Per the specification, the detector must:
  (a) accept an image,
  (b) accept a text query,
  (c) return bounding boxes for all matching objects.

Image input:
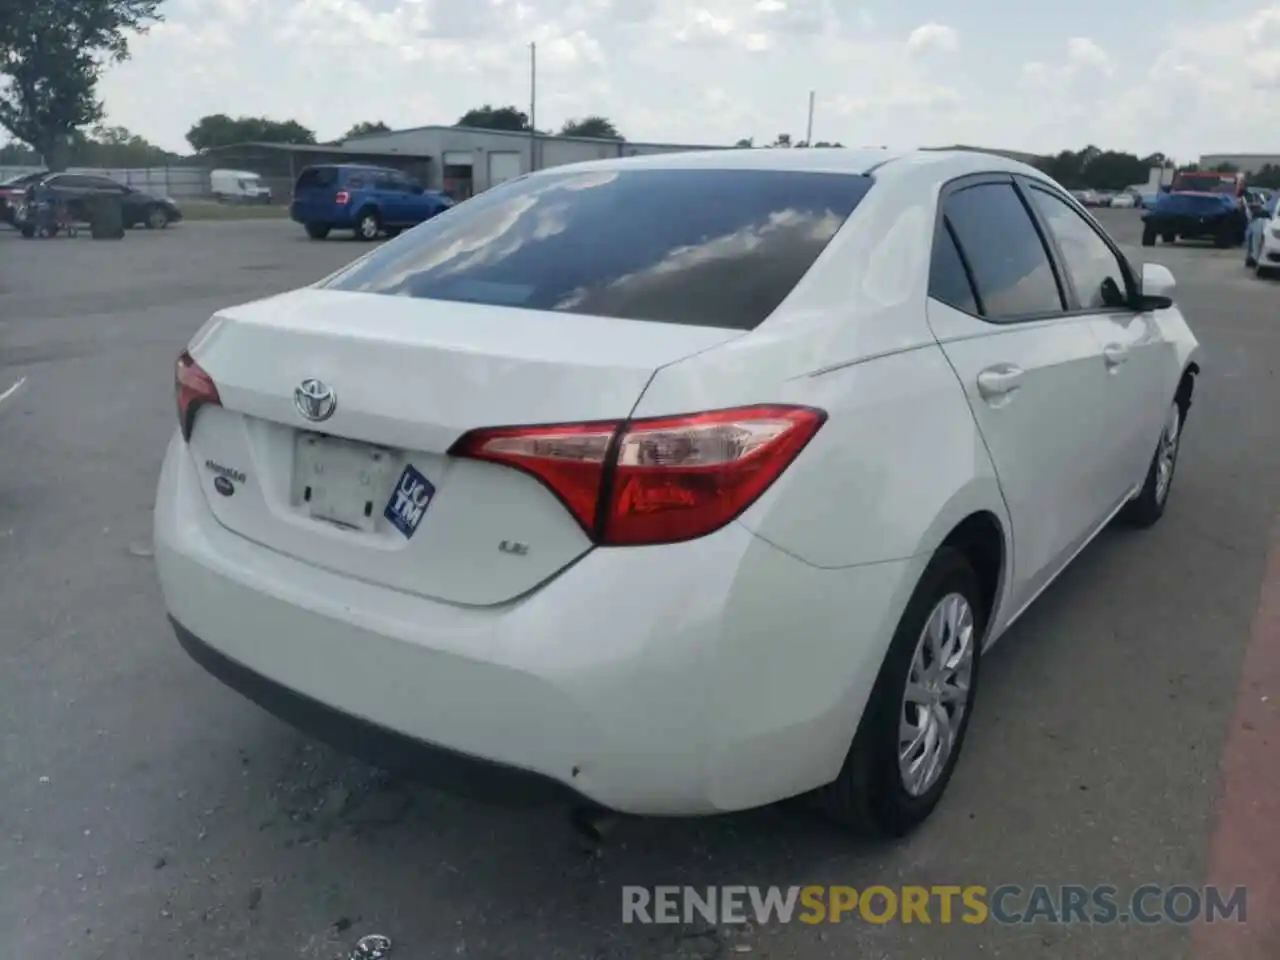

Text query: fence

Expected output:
[0,165,209,199]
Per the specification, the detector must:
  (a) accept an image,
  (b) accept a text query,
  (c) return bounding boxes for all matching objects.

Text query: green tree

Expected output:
[185,114,316,152]
[72,124,178,165]
[343,120,391,140]
[733,137,754,148]
[0,139,39,164]
[558,115,623,140]
[0,0,163,169]
[771,133,792,148]
[456,104,531,132]
[1252,163,1280,189]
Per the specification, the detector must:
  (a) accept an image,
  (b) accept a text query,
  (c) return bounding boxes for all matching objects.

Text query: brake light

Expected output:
[334,190,350,205]
[450,405,826,546]
[175,349,221,441]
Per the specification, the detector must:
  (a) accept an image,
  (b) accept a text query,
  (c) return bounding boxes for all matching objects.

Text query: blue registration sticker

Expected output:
[384,464,436,539]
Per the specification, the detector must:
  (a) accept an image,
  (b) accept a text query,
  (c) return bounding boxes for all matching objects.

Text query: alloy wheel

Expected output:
[898,592,976,797]
[1154,402,1181,505]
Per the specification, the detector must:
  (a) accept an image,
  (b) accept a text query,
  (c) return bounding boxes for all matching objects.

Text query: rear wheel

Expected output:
[304,223,330,240]
[812,548,983,837]
[146,205,169,229]
[1142,225,1156,246]
[355,208,380,241]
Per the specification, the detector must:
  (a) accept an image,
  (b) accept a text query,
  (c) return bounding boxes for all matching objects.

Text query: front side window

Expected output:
[322,168,874,330]
[1027,187,1130,309]
[943,182,1064,321]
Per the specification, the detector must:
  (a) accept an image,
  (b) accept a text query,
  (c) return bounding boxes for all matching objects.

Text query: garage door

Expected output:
[488,152,522,187]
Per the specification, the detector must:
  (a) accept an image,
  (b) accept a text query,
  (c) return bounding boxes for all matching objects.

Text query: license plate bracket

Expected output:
[292,433,395,532]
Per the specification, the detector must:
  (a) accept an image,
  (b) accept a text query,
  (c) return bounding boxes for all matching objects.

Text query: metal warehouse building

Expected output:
[337,125,728,198]
[1198,154,1280,174]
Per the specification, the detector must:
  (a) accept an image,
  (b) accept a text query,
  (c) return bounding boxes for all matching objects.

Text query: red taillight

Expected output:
[449,405,826,546]
[334,190,350,205]
[175,349,221,441]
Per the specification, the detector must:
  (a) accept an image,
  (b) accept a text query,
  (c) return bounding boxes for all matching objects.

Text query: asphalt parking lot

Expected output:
[2,210,1278,960]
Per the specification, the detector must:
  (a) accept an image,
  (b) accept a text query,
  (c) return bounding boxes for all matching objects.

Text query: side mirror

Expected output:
[1138,262,1176,310]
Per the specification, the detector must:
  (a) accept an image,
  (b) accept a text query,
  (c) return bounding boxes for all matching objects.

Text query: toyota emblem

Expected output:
[294,378,337,422]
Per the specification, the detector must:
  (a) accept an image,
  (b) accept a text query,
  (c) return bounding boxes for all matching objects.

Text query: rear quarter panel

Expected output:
[630,163,1010,572]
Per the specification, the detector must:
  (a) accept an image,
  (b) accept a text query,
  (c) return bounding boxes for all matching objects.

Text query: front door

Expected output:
[926,176,1115,616]
[1020,180,1170,504]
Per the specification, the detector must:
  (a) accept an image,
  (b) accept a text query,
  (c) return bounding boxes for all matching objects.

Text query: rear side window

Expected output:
[943,182,1064,321]
[322,168,873,329]
[296,166,338,189]
[928,221,979,314]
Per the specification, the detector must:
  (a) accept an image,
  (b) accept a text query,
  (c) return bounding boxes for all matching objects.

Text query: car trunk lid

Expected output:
[183,288,741,606]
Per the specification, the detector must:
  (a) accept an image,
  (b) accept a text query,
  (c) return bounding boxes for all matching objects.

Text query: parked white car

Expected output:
[1110,191,1136,208]
[155,148,1201,838]
[1245,196,1280,278]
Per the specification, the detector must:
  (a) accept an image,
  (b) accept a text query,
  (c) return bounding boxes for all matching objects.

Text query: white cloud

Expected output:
[1066,37,1110,70]
[71,0,1280,162]
[906,23,959,55]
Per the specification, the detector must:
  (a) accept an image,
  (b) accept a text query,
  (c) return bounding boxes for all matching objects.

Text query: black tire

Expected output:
[1258,266,1277,280]
[354,208,381,241]
[1118,398,1183,529]
[1162,232,1176,244]
[812,548,985,838]
[304,223,330,240]
[145,205,169,229]
[1141,225,1156,247]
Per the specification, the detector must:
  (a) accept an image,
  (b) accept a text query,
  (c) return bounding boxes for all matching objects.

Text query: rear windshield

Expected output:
[296,166,338,189]
[321,168,874,329]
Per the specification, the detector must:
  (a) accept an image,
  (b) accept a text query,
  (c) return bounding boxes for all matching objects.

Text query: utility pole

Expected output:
[529,42,538,173]
[805,91,815,146]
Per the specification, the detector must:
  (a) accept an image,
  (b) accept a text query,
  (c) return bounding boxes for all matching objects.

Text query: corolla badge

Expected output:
[294,378,337,422]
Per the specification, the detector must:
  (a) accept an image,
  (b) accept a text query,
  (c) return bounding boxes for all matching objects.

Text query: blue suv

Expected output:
[290,164,454,241]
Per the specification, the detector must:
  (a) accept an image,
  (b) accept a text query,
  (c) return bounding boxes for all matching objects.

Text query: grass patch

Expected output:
[179,200,289,221]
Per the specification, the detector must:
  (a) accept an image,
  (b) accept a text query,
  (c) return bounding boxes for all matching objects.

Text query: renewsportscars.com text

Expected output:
[621,885,1248,926]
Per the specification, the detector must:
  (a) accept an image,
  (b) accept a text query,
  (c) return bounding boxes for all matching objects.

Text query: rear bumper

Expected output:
[171,616,589,806]
[290,203,353,227]
[1145,213,1238,236]
[154,432,915,815]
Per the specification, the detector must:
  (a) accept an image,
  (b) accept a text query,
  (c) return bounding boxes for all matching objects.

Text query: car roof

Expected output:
[521,147,1053,190]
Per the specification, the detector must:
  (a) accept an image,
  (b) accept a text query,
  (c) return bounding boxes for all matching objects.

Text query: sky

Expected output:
[91,0,1280,162]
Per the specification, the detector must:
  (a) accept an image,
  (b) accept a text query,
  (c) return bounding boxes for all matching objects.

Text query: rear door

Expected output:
[926,175,1115,613]
[292,165,341,221]
[184,165,871,607]
[1021,180,1171,500]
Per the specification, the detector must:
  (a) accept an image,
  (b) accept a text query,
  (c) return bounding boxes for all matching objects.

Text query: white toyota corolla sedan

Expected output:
[155,148,1201,838]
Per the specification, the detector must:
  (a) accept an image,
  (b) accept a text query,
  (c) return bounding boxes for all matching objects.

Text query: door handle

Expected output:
[1103,343,1129,368]
[976,364,1025,401]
